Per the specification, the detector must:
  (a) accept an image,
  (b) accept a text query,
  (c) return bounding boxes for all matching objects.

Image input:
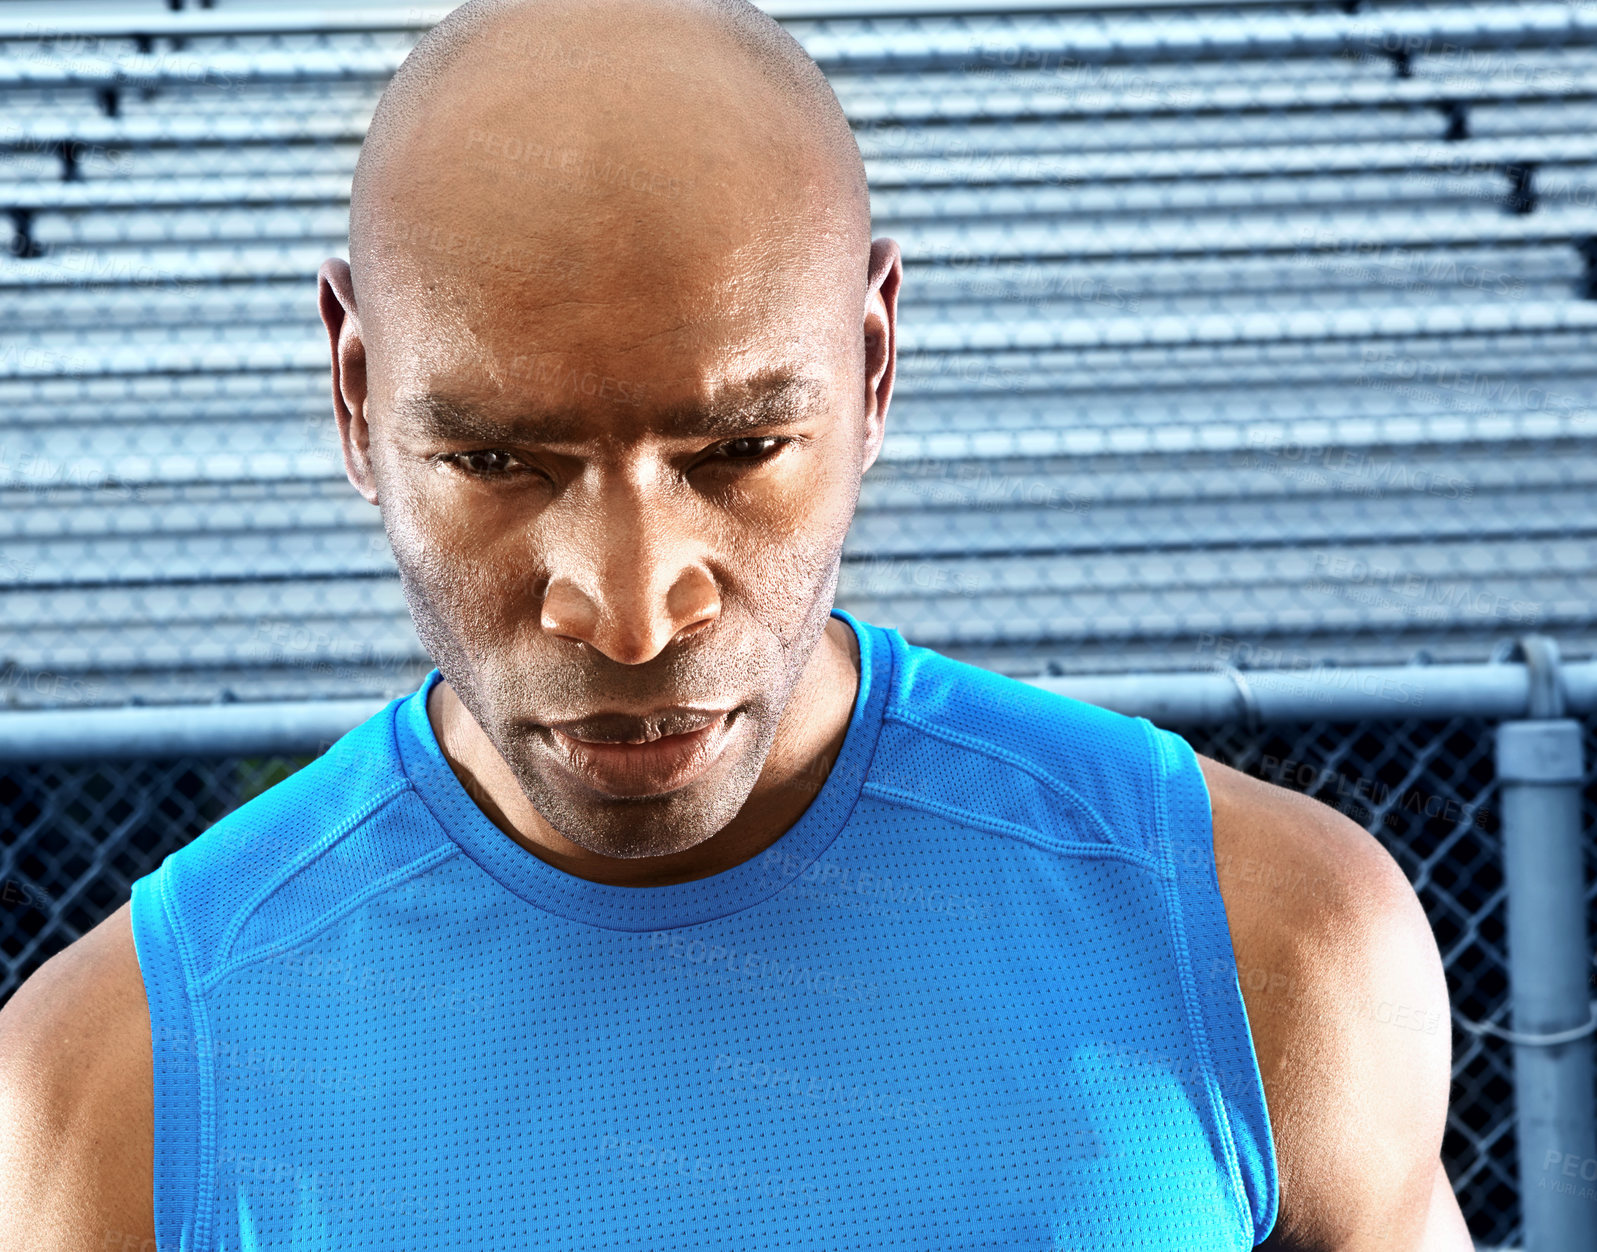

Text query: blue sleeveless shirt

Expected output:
[130,610,1277,1250]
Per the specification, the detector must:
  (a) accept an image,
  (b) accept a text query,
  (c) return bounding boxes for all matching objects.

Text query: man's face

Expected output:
[348,191,883,859]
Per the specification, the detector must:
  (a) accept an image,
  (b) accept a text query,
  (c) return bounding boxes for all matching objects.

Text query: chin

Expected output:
[500,723,769,860]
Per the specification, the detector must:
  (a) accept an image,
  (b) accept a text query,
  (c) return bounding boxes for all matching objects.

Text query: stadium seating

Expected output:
[2,0,1595,707]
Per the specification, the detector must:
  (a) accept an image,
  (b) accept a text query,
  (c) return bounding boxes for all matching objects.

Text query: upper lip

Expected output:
[545,707,731,745]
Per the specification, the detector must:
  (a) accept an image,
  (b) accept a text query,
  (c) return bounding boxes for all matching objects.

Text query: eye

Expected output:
[442,450,522,477]
[711,436,789,463]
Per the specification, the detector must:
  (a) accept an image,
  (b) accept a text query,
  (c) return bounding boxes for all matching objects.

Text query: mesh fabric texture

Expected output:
[130,609,1277,1250]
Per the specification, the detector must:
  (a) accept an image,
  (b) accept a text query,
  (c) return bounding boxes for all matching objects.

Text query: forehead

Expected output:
[356,63,864,393]
[363,202,862,421]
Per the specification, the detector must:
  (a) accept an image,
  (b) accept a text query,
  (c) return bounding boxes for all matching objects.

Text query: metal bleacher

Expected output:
[2,0,1596,711]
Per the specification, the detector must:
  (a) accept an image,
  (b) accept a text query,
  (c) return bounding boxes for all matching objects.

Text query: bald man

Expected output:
[0,2,1473,1249]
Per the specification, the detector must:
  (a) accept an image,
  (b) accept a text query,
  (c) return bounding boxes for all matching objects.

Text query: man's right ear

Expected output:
[317,258,379,505]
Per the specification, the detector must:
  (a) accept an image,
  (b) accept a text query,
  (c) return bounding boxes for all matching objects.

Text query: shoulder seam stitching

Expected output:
[882,706,1123,847]
[861,779,1165,878]
[212,777,414,971]
[199,840,461,993]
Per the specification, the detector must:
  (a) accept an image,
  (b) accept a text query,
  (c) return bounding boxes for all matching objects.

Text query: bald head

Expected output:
[349,0,871,333]
[319,0,900,867]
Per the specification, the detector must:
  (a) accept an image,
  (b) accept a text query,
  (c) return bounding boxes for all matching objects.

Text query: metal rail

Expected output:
[3,656,1596,762]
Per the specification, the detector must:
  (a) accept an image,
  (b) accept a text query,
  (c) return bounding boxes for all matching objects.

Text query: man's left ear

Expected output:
[862,236,902,474]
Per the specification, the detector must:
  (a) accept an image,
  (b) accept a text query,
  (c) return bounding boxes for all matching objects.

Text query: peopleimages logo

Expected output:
[647,929,881,1003]
[1357,345,1580,416]
[1195,634,1428,710]
[464,128,685,199]
[712,1051,947,1129]
[500,354,648,406]
[1541,1150,1597,1204]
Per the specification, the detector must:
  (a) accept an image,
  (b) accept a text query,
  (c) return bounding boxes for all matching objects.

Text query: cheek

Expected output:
[720,513,847,635]
[379,451,525,562]
[713,462,860,614]
[383,481,544,633]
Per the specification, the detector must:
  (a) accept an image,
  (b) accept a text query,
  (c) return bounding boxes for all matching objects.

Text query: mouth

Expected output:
[545,709,738,799]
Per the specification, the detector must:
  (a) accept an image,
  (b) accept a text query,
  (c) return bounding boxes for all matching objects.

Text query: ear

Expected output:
[317,258,379,505]
[861,237,902,475]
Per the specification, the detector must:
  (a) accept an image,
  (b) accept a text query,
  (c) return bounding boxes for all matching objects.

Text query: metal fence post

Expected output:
[1495,637,1597,1252]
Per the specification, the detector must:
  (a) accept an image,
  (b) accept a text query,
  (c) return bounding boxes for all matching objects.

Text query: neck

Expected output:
[426,616,862,888]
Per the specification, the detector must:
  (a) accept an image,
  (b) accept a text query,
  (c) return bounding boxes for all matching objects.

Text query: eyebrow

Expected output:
[394,373,828,446]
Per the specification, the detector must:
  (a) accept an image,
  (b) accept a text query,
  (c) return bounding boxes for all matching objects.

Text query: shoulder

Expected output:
[152,695,420,977]
[0,902,155,1249]
[877,638,1164,855]
[172,692,412,879]
[1198,756,1466,1249]
[889,635,1148,761]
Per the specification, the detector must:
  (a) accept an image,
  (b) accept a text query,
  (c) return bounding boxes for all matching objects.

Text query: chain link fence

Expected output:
[4,686,1594,1248]
[1183,711,1597,1249]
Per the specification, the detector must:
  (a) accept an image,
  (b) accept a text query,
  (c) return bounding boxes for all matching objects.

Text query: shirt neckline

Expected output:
[394,608,893,931]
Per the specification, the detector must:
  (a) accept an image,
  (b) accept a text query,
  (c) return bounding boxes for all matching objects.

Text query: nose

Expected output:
[538,475,720,665]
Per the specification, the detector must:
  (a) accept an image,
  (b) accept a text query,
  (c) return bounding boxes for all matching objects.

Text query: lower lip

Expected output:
[549,715,734,798]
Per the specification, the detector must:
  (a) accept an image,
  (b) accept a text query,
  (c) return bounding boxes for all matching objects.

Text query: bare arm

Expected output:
[1202,758,1473,1252]
[0,901,156,1251]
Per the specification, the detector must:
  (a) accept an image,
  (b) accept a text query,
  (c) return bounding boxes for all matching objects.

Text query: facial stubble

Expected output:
[387,503,848,860]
